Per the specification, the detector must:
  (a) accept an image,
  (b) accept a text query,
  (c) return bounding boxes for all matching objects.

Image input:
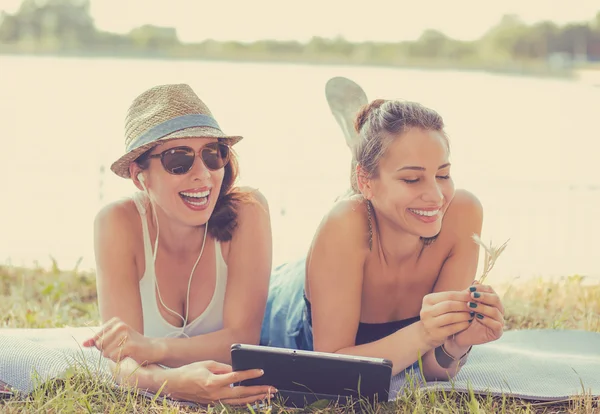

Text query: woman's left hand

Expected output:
[451,282,505,348]
[82,317,163,365]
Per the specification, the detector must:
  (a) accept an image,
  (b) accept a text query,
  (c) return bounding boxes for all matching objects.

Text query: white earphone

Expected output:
[136,170,207,338]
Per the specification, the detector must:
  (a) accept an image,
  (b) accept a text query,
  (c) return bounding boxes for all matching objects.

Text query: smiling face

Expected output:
[361,128,455,238]
[132,137,227,227]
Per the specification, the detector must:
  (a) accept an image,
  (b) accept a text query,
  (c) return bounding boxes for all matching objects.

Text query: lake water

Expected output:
[1,55,599,283]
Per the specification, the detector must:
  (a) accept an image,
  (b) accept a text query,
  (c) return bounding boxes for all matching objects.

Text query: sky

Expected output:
[0,0,599,43]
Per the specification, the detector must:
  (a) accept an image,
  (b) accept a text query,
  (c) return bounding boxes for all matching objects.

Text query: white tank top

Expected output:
[132,192,228,338]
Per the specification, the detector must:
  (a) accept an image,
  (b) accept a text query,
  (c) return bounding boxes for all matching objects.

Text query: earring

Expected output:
[365,198,373,251]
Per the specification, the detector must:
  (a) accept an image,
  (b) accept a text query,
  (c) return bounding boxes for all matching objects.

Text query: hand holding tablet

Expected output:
[231,344,393,408]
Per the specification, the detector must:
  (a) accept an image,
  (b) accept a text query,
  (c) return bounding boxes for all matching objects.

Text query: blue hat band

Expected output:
[127,114,221,152]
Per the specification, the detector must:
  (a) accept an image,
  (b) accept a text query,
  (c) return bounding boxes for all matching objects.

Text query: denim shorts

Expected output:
[260,257,313,351]
[259,257,422,373]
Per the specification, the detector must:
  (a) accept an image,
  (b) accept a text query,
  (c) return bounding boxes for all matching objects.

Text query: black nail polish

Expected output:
[476,313,484,319]
[469,302,478,308]
[469,286,477,292]
[473,292,481,298]
[470,311,475,317]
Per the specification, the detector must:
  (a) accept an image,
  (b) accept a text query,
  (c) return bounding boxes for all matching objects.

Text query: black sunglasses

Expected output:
[148,142,231,175]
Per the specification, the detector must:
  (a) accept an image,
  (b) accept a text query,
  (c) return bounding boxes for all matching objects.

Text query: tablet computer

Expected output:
[230,344,393,408]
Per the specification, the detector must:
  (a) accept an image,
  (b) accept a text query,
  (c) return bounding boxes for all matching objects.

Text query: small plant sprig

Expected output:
[472,234,510,284]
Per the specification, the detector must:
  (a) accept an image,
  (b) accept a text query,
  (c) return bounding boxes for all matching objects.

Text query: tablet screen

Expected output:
[231,344,392,404]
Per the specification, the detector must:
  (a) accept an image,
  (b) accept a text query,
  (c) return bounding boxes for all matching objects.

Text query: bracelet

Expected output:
[434,343,472,369]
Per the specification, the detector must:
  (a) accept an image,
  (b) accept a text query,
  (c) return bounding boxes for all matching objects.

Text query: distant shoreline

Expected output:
[0,49,580,80]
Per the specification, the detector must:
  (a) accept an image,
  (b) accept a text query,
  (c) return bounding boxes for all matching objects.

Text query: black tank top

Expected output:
[303,294,420,346]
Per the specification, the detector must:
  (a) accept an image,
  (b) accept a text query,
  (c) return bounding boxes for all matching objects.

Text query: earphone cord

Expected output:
[141,182,208,339]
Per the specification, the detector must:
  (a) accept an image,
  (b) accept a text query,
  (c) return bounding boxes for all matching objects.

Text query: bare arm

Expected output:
[93,201,145,333]
[420,190,484,380]
[109,359,273,405]
[306,201,437,376]
[156,190,273,366]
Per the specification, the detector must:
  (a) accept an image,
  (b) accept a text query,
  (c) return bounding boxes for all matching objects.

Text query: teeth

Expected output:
[186,198,208,206]
[180,190,210,198]
[409,209,439,217]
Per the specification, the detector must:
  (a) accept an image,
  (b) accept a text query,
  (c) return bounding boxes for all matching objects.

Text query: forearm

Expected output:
[110,358,197,403]
[421,338,471,381]
[155,327,257,368]
[326,322,434,377]
[108,358,169,395]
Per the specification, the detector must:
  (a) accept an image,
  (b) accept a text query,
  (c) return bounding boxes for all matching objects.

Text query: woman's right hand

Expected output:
[419,290,473,349]
[165,360,277,406]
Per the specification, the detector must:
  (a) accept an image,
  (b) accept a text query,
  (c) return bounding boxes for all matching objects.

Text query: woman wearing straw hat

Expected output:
[82,84,275,404]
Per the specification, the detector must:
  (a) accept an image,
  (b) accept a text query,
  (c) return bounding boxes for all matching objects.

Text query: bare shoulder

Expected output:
[328,195,368,225]
[94,197,140,241]
[225,187,272,270]
[227,186,272,250]
[235,186,270,219]
[312,196,370,251]
[446,189,483,221]
[93,196,143,283]
[305,196,369,301]
[441,189,484,238]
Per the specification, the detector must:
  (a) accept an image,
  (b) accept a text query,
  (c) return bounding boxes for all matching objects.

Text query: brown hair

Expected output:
[351,99,448,247]
[136,142,250,242]
[351,99,448,193]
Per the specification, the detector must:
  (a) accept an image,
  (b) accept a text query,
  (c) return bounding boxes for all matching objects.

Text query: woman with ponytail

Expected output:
[261,98,505,380]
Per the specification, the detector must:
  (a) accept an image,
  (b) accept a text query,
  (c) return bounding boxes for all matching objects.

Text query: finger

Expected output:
[86,318,120,347]
[466,301,504,322]
[107,346,129,363]
[93,328,117,351]
[102,338,128,361]
[470,291,503,310]
[424,299,472,318]
[220,392,273,406]
[423,291,471,306]
[82,327,108,347]
[473,313,504,336]
[438,320,473,338]
[209,369,265,388]
[215,384,275,402]
[94,324,125,353]
[205,360,233,374]
[82,337,95,347]
[431,311,473,328]
[468,284,497,294]
[469,285,504,313]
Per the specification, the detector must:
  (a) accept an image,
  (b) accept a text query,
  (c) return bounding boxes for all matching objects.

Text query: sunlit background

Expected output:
[1,0,600,284]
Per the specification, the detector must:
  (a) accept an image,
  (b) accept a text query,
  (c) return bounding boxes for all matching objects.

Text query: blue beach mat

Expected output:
[390,329,600,401]
[0,327,599,404]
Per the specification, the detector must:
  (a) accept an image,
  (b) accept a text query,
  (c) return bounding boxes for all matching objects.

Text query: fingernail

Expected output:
[469,286,477,292]
[470,311,475,317]
[259,369,264,375]
[477,313,484,319]
[473,292,481,298]
[469,302,478,308]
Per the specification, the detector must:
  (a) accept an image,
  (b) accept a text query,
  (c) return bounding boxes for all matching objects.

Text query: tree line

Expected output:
[1,0,599,73]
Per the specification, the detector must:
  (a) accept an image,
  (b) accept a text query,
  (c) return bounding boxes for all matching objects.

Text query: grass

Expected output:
[0,262,599,413]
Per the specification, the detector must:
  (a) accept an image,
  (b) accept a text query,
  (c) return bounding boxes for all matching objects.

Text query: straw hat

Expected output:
[110,83,243,178]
